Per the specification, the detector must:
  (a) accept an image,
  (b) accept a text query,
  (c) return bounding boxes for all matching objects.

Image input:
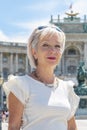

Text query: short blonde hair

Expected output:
[27,24,65,69]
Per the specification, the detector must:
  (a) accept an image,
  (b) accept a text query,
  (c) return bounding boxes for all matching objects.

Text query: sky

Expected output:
[0,0,87,43]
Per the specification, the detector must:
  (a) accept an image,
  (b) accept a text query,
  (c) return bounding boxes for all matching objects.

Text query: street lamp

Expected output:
[0,76,4,130]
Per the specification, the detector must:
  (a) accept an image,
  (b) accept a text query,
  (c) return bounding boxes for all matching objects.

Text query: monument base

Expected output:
[76,108,87,119]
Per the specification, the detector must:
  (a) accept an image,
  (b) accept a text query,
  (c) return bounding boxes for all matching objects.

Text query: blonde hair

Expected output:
[27,24,65,69]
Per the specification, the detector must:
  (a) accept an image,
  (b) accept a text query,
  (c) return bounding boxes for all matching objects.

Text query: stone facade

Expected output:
[0,41,30,79]
[50,13,87,78]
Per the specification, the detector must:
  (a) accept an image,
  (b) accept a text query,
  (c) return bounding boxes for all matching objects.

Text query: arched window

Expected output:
[68,49,76,55]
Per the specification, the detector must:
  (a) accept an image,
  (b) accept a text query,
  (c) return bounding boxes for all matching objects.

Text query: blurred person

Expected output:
[2,111,6,122]
[5,110,9,122]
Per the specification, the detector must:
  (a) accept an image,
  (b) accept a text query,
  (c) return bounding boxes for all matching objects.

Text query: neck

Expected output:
[33,67,55,84]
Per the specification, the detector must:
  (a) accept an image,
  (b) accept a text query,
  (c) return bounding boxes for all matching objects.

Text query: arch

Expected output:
[65,42,83,55]
[68,48,76,55]
[64,47,80,56]
[63,46,80,75]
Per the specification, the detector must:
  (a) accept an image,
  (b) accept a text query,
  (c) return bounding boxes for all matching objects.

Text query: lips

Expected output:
[47,57,56,60]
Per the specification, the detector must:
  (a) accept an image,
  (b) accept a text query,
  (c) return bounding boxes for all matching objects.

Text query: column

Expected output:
[10,53,13,74]
[1,87,4,109]
[26,55,29,73]
[15,53,18,73]
[0,52,3,76]
[60,59,62,74]
[62,55,65,75]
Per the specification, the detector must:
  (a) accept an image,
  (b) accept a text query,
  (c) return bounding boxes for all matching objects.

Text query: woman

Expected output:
[3,25,80,130]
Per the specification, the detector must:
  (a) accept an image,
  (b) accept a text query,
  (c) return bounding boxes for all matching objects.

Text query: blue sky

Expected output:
[0,0,87,43]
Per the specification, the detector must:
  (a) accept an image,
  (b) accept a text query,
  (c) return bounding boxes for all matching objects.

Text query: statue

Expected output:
[65,10,79,21]
[74,61,87,108]
[77,61,86,87]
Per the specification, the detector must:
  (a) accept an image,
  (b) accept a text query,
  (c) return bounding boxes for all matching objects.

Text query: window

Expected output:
[67,65,76,74]
[18,56,23,64]
[18,68,25,75]
[68,49,76,55]
[3,55,8,63]
[3,68,9,79]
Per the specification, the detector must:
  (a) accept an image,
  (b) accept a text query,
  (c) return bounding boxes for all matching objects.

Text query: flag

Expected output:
[69,3,72,9]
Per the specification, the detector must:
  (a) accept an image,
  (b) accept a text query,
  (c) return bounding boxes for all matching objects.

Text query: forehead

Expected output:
[39,31,63,44]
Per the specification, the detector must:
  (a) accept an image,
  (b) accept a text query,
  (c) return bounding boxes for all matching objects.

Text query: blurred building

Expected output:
[0,41,30,79]
[0,41,30,110]
[50,10,87,79]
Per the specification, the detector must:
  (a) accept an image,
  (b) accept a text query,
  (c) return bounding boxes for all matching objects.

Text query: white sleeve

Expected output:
[3,75,29,106]
[67,81,80,120]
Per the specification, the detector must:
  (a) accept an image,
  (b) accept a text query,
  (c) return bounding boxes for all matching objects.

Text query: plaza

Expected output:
[76,119,87,130]
[2,119,87,130]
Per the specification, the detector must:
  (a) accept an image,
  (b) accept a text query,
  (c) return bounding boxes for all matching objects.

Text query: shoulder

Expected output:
[56,77,75,90]
[3,75,30,105]
[7,74,30,84]
[56,77,74,85]
[3,74,31,93]
[65,80,75,87]
[8,74,28,81]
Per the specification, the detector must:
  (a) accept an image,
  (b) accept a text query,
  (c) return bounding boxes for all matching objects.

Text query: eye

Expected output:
[42,43,49,47]
[55,44,61,48]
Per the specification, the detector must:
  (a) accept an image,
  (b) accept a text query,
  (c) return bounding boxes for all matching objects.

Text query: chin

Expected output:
[47,62,58,68]
[48,60,60,65]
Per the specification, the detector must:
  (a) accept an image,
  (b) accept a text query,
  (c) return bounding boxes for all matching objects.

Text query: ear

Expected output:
[31,48,38,59]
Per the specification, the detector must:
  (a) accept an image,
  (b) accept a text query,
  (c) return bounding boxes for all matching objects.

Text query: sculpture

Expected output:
[77,61,86,88]
[74,61,87,108]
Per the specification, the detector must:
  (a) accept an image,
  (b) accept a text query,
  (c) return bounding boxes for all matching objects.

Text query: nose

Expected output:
[48,46,62,54]
[49,46,56,52]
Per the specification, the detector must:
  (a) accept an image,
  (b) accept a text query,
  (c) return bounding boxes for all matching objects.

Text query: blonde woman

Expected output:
[3,25,79,130]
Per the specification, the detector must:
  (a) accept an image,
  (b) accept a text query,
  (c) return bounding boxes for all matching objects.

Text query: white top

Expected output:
[3,75,80,130]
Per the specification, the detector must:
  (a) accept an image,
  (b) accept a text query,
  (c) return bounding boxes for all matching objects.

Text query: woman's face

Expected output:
[32,33,63,68]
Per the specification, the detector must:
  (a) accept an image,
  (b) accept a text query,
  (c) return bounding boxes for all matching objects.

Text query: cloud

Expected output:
[13,18,50,31]
[0,30,9,41]
[65,0,87,17]
[0,16,56,43]
[1,0,87,43]
[23,1,60,12]
[60,0,87,20]
[0,30,28,43]
[10,32,29,43]
[73,0,87,15]
[9,18,52,43]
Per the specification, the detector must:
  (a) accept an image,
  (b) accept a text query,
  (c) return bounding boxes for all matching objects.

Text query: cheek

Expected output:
[36,51,44,60]
[57,53,62,61]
